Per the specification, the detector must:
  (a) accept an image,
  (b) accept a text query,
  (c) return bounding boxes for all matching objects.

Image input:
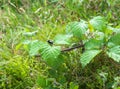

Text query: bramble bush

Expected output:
[23,16,120,89]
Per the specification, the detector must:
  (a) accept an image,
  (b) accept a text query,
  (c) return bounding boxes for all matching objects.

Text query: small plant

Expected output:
[24,16,120,67]
[21,16,120,88]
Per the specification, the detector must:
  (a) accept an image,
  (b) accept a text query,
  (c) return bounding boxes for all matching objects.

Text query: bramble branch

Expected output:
[61,44,84,52]
[35,43,84,57]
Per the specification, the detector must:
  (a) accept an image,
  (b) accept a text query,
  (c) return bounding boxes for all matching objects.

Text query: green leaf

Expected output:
[66,20,88,38]
[108,33,120,47]
[28,40,42,56]
[40,44,61,60]
[106,26,114,33]
[89,16,107,31]
[36,76,48,88]
[85,39,103,50]
[107,46,120,62]
[107,26,116,34]
[85,31,105,50]
[94,31,105,40]
[54,34,72,45]
[46,56,64,69]
[69,82,79,89]
[80,50,101,67]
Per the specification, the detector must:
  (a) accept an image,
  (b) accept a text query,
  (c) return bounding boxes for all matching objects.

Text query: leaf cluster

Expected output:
[24,16,120,68]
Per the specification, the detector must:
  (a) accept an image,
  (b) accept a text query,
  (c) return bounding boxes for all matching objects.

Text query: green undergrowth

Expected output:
[0,0,120,89]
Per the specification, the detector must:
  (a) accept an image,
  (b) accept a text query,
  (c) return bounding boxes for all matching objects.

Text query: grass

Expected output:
[0,0,120,89]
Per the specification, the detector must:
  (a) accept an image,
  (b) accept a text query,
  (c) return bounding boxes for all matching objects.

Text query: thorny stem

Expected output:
[61,44,84,52]
[35,43,84,57]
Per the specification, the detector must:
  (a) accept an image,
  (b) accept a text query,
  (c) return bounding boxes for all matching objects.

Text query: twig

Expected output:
[61,44,84,52]
[35,44,84,57]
